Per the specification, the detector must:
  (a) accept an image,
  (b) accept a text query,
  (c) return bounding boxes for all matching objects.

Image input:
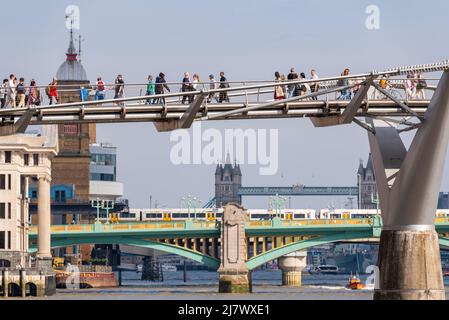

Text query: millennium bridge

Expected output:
[3,60,449,299]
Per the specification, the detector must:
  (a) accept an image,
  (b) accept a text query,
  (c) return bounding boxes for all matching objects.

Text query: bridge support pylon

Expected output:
[367,70,449,300]
[278,251,307,287]
[218,203,252,293]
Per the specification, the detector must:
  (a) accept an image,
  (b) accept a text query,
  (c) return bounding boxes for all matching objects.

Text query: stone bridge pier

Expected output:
[368,70,449,300]
[278,251,307,287]
[218,203,252,293]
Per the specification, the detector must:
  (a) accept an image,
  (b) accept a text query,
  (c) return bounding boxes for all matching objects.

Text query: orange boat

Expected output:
[346,274,365,290]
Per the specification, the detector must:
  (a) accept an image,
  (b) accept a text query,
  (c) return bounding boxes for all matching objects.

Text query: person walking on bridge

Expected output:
[0,79,7,108]
[405,74,416,100]
[415,73,427,100]
[190,74,201,103]
[114,75,125,100]
[95,77,106,100]
[337,69,351,100]
[16,77,26,108]
[274,71,285,100]
[27,79,41,106]
[299,72,310,97]
[207,74,219,103]
[47,78,58,105]
[181,72,192,104]
[4,74,17,108]
[155,72,170,105]
[219,72,230,103]
[310,69,319,100]
[80,86,89,102]
[146,75,155,104]
[287,68,298,98]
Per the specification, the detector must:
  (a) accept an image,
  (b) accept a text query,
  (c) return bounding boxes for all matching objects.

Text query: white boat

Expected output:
[309,265,339,275]
[162,264,177,272]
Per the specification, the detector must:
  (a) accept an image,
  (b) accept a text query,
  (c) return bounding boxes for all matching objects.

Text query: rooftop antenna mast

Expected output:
[78,34,85,63]
[65,13,75,41]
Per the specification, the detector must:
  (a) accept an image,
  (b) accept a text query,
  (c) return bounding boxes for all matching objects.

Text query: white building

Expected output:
[89,142,123,201]
[0,133,57,268]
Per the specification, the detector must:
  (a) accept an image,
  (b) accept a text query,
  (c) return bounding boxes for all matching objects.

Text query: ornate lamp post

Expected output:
[102,200,115,224]
[181,195,202,220]
[269,193,288,219]
[371,193,380,215]
[91,198,103,223]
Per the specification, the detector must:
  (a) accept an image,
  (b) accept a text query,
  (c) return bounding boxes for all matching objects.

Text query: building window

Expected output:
[0,231,5,249]
[5,151,11,163]
[0,203,5,219]
[31,190,37,198]
[7,231,11,250]
[63,124,79,136]
[33,154,39,166]
[55,190,66,203]
[8,174,11,190]
[7,203,11,219]
[0,175,5,189]
[24,154,29,166]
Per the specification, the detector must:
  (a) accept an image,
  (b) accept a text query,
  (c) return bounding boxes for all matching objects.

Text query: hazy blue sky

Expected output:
[1,0,449,209]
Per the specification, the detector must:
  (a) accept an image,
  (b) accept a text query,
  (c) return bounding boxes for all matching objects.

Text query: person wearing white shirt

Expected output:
[189,74,201,103]
[207,74,218,103]
[0,79,8,108]
[4,74,17,108]
[310,69,319,100]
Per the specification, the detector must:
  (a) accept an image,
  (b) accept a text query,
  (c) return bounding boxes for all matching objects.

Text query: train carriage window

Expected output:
[352,214,371,219]
[120,212,136,218]
[251,214,268,220]
[330,214,341,219]
[146,213,162,219]
[293,214,306,219]
[172,213,189,218]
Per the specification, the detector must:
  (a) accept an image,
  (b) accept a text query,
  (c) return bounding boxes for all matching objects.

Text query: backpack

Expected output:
[16,83,25,94]
[417,79,427,90]
[295,83,306,92]
[45,84,51,96]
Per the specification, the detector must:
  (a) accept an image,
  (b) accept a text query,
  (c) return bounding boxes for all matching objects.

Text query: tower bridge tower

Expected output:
[357,154,377,209]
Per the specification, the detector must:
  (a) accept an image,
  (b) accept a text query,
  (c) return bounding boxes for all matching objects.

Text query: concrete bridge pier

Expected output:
[218,203,252,293]
[278,251,307,287]
[367,70,449,300]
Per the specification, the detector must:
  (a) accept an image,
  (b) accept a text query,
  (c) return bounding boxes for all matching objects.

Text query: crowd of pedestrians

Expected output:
[274,68,319,100]
[0,69,430,109]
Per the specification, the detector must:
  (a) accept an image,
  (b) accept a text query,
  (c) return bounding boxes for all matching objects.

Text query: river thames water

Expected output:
[38,270,449,300]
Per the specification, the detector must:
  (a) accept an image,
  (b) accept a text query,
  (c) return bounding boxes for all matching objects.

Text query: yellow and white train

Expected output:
[113,208,317,222]
[318,209,449,220]
[101,208,449,223]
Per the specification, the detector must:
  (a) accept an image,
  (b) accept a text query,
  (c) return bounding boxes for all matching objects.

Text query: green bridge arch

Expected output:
[246,231,371,270]
[29,236,220,270]
[28,232,449,272]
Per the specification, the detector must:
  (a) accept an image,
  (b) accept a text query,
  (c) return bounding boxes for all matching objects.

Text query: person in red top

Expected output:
[95,77,106,100]
[46,78,58,105]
